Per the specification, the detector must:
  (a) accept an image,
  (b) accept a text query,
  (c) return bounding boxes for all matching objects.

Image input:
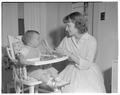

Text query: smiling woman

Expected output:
[54,12,106,92]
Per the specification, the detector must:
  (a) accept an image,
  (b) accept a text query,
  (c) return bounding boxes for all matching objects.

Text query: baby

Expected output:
[15,30,58,90]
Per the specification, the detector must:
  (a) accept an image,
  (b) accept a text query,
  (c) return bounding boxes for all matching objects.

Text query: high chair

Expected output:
[6,35,43,93]
[6,35,60,93]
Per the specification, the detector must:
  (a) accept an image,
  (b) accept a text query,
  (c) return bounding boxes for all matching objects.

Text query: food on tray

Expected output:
[26,57,40,61]
[26,52,65,62]
[40,55,57,61]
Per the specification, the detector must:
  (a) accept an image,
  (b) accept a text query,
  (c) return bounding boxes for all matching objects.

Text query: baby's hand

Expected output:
[16,54,28,65]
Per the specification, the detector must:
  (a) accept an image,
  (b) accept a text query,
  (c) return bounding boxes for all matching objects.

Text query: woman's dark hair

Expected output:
[63,12,88,34]
[22,30,40,45]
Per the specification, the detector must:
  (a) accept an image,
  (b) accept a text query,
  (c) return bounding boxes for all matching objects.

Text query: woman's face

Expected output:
[65,21,78,37]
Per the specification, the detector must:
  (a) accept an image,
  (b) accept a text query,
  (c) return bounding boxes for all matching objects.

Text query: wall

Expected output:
[93,2,118,93]
[2,3,18,47]
[18,3,24,18]
[87,3,94,35]
[46,3,72,48]
[93,2,118,71]
[46,3,58,48]
[23,3,72,49]
[2,3,18,92]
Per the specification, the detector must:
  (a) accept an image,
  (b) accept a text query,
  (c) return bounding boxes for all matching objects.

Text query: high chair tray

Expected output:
[26,55,68,66]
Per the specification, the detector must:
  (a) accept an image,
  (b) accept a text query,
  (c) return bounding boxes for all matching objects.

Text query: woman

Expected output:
[55,12,106,92]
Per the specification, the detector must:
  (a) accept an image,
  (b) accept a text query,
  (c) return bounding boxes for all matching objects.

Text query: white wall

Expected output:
[2,3,18,92]
[46,3,72,48]
[2,3,18,47]
[18,3,24,19]
[46,3,58,48]
[93,2,118,71]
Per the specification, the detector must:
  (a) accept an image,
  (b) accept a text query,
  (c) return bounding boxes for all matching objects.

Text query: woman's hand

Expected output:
[52,50,66,57]
[67,55,75,63]
[65,50,80,65]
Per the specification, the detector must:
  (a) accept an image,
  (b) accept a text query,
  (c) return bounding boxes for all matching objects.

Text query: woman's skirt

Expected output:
[57,63,106,93]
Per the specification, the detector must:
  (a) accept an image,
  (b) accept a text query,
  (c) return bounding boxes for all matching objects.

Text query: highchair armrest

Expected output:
[6,47,18,63]
[11,59,18,63]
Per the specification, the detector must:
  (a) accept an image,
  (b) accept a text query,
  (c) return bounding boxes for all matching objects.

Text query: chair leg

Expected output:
[7,85,10,93]
[54,88,61,93]
[29,86,35,93]
[6,82,14,93]
[34,85,39,93]
[16,86,21,93]
[15,82,21,93]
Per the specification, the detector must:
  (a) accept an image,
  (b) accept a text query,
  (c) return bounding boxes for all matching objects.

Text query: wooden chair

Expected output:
[6,35,43,93]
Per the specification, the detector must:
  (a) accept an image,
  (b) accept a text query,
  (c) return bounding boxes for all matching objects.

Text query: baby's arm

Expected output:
[16,53,34,65]
[16,53,29,65]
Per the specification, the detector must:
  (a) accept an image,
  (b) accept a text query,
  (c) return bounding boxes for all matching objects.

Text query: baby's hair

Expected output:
[22,30,40,45]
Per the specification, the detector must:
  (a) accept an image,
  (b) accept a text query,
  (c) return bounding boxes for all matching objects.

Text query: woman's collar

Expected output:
[80,32,89,40]
[72,32,89,42]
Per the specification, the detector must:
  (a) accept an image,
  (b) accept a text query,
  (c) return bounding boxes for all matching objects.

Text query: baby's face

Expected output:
[30,33,40,48]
